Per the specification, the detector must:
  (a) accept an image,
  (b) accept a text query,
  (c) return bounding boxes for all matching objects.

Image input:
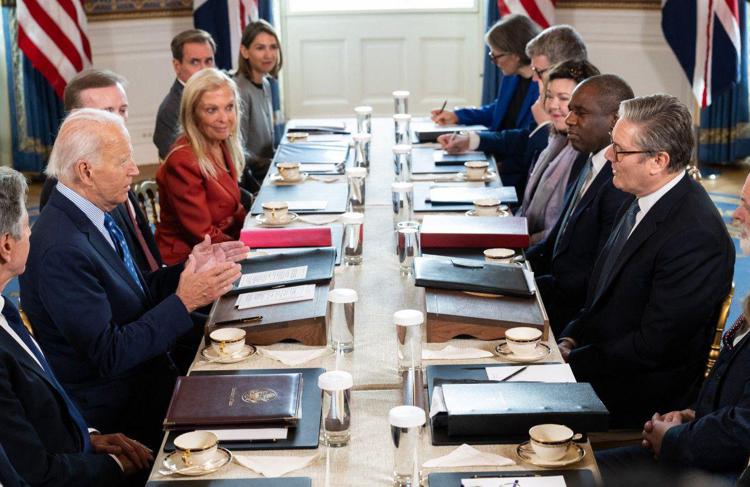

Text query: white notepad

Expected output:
[238,266,308,288]
[461,475,567,487]
[485,364,576,383]
[235,284,316,310]
[287,200,328,211]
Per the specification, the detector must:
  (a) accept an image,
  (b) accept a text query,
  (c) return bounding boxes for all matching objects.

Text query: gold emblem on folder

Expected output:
[242,388,278,404]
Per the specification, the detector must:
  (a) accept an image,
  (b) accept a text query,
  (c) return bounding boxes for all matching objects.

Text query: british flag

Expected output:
[194,0,259,70]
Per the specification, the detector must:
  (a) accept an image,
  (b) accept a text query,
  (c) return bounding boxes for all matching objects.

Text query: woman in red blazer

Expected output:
[156,68,247,265]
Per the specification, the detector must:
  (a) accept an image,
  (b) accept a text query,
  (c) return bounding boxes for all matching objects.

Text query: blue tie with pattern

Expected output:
[2,298,92,453]
[104,213,144,293]
[593,200,640,300]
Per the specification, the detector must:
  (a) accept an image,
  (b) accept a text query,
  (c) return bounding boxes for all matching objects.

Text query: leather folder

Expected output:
[250,181,349,215]
[426,365,609,445]
[427,470,597,487]
[164,368,324,452]
[414,256,533,298]
[251,224,344,266]
[231,248,335,294]
[147,479,312,487]
[275,143,350,165]
[413,183,517,212]
[163,373,303,430]
[411,148,496,174]
[427,186,518,205]
[411,123,488,143]
[241,227,332,248]
[420,215,529,249]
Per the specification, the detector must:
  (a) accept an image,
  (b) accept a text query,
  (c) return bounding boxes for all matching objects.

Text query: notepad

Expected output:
[287,200,328,211]
[236,284,316,310]
[209,427,289,442]
[485,364,576,383]
[461,475,567,487]
[238,266,308,288]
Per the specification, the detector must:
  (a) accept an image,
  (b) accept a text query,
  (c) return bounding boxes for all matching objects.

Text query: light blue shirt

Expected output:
[55,182,115,250]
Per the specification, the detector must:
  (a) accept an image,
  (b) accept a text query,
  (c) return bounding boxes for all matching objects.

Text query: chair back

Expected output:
[133,180,160,224]
[705,283,735,378]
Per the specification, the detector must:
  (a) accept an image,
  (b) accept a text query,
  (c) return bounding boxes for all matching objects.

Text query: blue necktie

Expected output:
[593,200,640,300]
[104,213,143,293]
[2,298,92,453]
[554,157,592,256]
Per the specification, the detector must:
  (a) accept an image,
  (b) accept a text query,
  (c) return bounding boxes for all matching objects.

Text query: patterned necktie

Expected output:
[554,157,593,255]
[593,200,640,299]
[2,298,92,453]
[104,213,144,293]
[723,314,747,351]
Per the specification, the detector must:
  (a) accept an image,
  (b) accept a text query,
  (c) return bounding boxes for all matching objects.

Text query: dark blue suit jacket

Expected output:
[660,331,750,475]
[529,161,633,332]
[561,175,735,427]
[19,189,194,440]
[0,442,27,487]
[0,323,122,486]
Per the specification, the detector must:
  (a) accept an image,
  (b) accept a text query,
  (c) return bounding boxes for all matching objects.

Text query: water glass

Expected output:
[393,114,412,145]
[327,288,358,353]
[318,371,353,447]
[341,212,364,265]
[393,90,410,114]
[397,226,421,276]
[392,144,412,182]
[394,309,424,371]
[391,182,414,228]
[354,105,373,134]
[389,405,425,487]
[352,132,371,170]
[346,167,367,211]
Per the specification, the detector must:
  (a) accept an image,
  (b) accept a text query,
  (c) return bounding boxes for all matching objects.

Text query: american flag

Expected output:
[662,0,741,108]
[17,0,91,98]
[498,0,556,29]
[194,0,259,71]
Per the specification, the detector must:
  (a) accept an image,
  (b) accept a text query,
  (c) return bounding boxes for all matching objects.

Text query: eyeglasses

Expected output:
[609,132,659,162]
[488,51,510,63]
[531,66,549,78]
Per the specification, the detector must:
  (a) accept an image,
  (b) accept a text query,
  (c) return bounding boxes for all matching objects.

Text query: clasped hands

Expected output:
[91,432,153,475]
[176,235,249,312]
[641,409,694,458]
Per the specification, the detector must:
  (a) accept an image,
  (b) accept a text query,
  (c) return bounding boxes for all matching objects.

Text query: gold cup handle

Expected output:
[181,449,192,466]
[219,341,226,354]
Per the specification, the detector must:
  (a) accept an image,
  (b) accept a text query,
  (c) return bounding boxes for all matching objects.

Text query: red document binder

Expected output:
[420,215,530,249]
[241,227,332,248]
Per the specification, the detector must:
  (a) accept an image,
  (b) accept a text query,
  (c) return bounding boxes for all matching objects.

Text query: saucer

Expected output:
[270,172,308,185]
[201,344,256,364]
[494,340,552,363]
[255,212,299,227]
[465,209,511,217]
[162,447,232,476]
[516,441,585,467]
[457,169,498,182]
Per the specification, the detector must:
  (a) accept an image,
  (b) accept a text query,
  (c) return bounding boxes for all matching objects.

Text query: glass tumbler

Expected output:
[393,90,410,114]
[318,370,353,447]
[393,114,412,145]
[394,309,424,371]
[392,144,412,182]
[341,212,364,265]
[352,132,372,170]
[346,166,367,212]
[389,405,425,487]
[391,182,414,228]
[326,288,358,353]
[354,105,373,134]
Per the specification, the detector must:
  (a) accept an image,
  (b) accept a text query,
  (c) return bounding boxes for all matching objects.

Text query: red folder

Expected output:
[241,227,332,248]
[420,215,529,249]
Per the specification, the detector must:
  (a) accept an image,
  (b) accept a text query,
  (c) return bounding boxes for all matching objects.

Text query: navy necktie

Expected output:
[554,157,592,255]
[593,200,640,299]
[723,314,747,351]
[104,213,143,293]
[2,298,92,453]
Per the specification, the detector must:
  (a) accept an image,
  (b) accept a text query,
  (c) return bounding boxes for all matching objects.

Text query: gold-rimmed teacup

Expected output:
[174,431,219,467]
[529,424,574,461]
[261,201,289,224]
[277,162,301,181]
[209,328,246,356]
[464,160,490,180]
[504,327,542,357]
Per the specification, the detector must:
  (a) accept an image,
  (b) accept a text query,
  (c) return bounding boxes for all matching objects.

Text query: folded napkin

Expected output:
[429,385,446,418]
[296,214,341,225]
[257,346,331,366]
[234,453,318,477]
[423,444,515,468]
[422,345,494,360]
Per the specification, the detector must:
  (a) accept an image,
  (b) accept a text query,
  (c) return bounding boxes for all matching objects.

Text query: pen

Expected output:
[213,315,263,326]
[437,99,447,115]
[501,366,528,381]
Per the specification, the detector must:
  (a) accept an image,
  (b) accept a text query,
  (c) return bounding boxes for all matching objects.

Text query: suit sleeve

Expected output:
[0,359,123,486]
[476,127,531,157]
[455,100,497,127]
[660,385,750,471]
[153,97,180,161]
[161,152,236,245]
[38,245,193,377]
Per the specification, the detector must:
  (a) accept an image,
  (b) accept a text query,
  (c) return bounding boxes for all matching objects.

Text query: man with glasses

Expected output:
[527,74,634,333]
[558,94,735,428]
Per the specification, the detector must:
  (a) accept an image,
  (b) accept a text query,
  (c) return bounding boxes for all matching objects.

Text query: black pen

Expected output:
[501,366,528,381]
[437,99,447,115]
[213,315,263,326]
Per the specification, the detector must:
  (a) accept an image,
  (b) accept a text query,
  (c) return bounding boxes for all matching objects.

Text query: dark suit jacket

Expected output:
[659,331,750,475]
[155,136,246,265]
[0,324,122,486]
[19,189,194,442]
[0,442,28,487]
[529,161,633,332]
[153,79,183,160]
[39,180,163,274]
[561,175,735,427]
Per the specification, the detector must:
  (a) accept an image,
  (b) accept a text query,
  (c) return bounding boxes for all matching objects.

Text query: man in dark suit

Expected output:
[527,75,634,333]
[558,94,735,428]
[40,68,163,275]
[153,29,216,160]
[0,167,152,485]
[20,109,244,449]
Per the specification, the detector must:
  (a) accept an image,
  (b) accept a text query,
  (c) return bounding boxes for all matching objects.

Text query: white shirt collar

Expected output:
[590,146,608,176]
[0,296,44,369]
[631,171,686,233]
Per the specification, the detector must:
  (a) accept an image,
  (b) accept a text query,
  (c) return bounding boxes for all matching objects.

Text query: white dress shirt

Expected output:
[629,171,686,236]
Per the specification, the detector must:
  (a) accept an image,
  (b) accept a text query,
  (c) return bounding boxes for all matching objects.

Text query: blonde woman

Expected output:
[156,68,246,265]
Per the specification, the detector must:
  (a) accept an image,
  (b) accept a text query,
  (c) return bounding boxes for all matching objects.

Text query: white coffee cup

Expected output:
[262,201,289,223]
[277,162,301,181]
[529,424,574,461]
[504,326,542,356]
[209,327,246,356]
[483,248,515,264]
[473,197,501,216]
[174,430,219,466]
[464,160,490,180]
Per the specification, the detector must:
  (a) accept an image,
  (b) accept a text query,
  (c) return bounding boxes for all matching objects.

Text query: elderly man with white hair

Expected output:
[19,109,246,449]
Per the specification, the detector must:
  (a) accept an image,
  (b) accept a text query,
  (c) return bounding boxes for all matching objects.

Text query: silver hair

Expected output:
[46,108,130,183]
[0,167,28,239]
[618,94,694,172]
[525,25,587,64]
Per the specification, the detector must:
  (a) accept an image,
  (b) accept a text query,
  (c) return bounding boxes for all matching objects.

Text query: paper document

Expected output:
[239,266,308,288]
[428,187,514,204]
[209,428,288,442]
[442,383,508,414]
[485,364,576,383]
[287,200,328,211]
[434,150,487,163]
[236,284,316,310]
[430,385,447,417]
[461,475,567,487]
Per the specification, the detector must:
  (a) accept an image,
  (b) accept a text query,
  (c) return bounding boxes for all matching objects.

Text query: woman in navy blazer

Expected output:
[156,68,247,265]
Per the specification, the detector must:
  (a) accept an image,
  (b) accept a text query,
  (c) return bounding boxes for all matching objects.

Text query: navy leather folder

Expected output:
[250,181,349,215]
[231,248,336,294]
[147,479,312,486]
[428,470,596,487]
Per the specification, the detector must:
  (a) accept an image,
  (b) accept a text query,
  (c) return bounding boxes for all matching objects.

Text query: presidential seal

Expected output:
[242,388,278,404]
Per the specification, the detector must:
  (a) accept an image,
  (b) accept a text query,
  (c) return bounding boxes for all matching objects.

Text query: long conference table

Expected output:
[147,118,600,485]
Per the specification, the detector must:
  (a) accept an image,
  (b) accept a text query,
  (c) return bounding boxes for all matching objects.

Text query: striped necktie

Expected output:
[104,213,144,293]
[723,314,747,351]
